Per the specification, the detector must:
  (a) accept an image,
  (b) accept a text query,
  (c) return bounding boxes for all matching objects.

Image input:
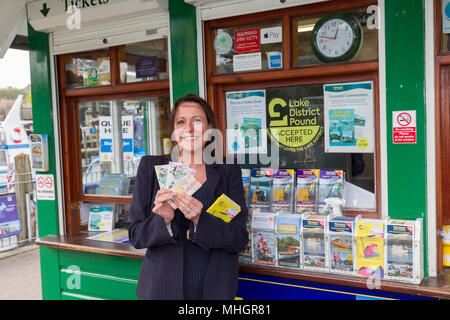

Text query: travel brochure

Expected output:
[241,211,423,284]
[246,168,344,214]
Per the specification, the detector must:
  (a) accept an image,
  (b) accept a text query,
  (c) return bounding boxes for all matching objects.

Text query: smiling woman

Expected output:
[0,49,30,89]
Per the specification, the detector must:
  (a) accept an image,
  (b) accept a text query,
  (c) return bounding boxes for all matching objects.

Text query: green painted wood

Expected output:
[169,0,199,100]
[384,0,428,275]
[57,249,142,300]
[27,23,60,238]
[58,249,142,279]
[39,247,61,300]
[59,268,138,300]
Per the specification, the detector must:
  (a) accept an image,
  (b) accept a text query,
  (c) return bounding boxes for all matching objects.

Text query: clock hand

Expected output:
[333,26,340,40]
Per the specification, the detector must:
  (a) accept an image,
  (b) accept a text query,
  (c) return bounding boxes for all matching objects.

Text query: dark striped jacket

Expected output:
[128,156,249,300]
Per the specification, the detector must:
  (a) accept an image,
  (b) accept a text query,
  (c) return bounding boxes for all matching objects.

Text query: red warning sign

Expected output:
[234,28,260,54]
[393,110,416,144]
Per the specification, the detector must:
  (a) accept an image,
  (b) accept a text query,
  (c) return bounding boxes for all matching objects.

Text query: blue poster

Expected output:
[0,193,21,239]
[135,56,158,78]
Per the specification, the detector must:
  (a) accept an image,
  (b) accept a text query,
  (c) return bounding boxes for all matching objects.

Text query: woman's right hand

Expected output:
[152,189,175,225]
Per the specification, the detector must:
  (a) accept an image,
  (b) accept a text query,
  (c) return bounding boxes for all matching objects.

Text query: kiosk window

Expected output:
[64,49,111,88]
[293,8,378,67]
[225,81,376,211]
[212,20,283,74]
[79,96,170,197]
[119,39,169,83]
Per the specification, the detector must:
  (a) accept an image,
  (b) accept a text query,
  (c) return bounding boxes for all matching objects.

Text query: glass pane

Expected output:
[79,96,170,197]
[225,82,376,211]
[64,49,110,88]
[213,20,283,74]
[293,8,378,67]
[119,39,169,83]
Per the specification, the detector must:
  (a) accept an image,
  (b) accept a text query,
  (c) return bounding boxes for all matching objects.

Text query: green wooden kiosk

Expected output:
[22,0,450,299]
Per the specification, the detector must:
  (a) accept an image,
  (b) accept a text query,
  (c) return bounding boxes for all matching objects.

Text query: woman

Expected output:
[128,94,249,300]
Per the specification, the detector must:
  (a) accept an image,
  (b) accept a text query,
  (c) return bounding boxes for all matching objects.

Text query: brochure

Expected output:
[277,213,301,268]
[318,170,344,215]
[385,218,423,284]
[206,193,241,223]
[252,230,277,265]
[296,169,320,214]
[328,216,357,275]
[241,169,251,205]
[301,214,330,272]
[271,169,295,211]
[250,168,273,209]
[88,204,114,231]
[356,218,385,279]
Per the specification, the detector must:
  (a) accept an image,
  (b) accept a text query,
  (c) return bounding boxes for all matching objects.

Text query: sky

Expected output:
[0,48,30,89]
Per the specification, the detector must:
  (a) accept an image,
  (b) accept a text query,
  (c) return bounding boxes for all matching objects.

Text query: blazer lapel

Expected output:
[205,163,221,204]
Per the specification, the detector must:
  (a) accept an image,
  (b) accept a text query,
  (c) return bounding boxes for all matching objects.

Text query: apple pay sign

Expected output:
[260,26,282,44]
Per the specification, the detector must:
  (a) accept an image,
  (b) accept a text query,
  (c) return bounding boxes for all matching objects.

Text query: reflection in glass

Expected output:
[64,49,111,88]
[79,97,170,197]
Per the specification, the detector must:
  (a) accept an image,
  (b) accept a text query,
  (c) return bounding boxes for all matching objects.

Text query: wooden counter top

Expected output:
[35,232,146,259]
[36,233,450,299]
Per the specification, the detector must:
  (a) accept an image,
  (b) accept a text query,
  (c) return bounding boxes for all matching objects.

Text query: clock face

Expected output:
[312,14,362,62]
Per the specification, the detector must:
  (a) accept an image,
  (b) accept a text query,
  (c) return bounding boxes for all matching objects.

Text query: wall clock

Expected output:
[311,13,363,63]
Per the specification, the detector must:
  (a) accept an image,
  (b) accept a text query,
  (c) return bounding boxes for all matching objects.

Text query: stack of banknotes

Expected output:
[155,162,202,209]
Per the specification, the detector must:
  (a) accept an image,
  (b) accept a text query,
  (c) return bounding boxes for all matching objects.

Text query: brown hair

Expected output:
[168,94,219,139]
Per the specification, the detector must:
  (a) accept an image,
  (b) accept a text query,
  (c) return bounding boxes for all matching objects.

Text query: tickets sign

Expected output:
[234,28,260,54]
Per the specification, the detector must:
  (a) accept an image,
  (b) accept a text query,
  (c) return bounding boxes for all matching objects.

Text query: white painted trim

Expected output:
[196,6,206,99]
[377,0,388,218]
[198,0,328,21]
[52,13,169,55]
[48,34,66,236]
[167,13,174,109]
[425,0,437,277]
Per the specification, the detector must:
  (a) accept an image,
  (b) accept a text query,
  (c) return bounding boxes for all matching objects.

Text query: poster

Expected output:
[135,56,158,78]
[233,52,262,72]
[99,116,135,162]
[323,81,374,153]
[0,193,21,239]
[226,90,267,154]
[99,116,114,162]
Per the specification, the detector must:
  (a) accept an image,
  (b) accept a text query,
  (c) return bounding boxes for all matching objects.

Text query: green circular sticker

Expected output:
[214,31,233,55]
[267,97,324,152]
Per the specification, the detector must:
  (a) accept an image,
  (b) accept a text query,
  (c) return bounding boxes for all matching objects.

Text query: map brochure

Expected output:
[206,193,241,223]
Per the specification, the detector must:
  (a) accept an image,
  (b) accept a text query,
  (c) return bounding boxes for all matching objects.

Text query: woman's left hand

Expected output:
[174,191,203,226]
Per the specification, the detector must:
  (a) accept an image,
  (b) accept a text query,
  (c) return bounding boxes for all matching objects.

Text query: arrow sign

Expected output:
[40,3,50,17]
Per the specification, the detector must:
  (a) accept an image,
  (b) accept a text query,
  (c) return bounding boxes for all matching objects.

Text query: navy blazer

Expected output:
[128,156,249,300]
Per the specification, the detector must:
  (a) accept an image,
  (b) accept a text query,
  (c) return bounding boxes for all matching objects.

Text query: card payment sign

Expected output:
[393,110,416,144]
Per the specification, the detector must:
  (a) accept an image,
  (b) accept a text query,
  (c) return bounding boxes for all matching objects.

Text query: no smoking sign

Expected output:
[36,174,55,200]
[393,110,416,144]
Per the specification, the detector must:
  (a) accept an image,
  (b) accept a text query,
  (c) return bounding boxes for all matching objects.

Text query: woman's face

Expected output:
[173,102,211,155]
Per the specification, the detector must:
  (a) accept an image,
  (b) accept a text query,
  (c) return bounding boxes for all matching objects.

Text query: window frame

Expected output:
[57,45,170,234]
[204,0,380,218]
